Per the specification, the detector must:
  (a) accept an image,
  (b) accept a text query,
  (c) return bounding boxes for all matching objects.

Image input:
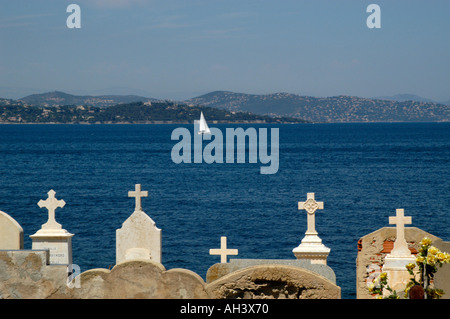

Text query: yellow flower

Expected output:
[416,255,425,265]
[406,263,415,271]
[437,252,447,263]
[420,237,433,246]
[428,246,439,255]
[445,252,450,263]
[427,255,436,266]
[380,272,387,280]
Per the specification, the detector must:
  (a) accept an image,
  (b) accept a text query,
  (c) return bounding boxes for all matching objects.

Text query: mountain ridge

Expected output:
[3,90,449,123]
[186,91,450,122]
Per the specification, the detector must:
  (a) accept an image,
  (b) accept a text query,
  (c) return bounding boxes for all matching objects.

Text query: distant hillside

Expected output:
[0,100,307,124]
[18,91,156,107]
[374,94,435,103]
[6,90,450,122]
[186,91,450,122]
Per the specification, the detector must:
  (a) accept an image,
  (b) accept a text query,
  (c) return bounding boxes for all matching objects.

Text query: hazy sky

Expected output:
[0,0,449,101]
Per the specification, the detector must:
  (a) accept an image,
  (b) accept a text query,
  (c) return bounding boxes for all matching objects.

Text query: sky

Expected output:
[0,0,449,101]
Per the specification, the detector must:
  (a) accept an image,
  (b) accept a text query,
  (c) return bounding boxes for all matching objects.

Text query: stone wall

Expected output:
[0,249,341,299]
[0,250,68,299]
[68,260,209,299]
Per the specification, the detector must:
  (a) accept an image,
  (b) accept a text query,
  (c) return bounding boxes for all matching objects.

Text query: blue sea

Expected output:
[0,123,448,299]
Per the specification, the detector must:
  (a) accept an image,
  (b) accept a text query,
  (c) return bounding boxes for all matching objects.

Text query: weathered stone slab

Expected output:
[116,184,162,264]
[206,264,341,299]
[206,258,336,284]
[116,210,162,264]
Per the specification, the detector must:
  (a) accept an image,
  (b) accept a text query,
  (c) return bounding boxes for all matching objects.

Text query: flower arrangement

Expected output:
[368,272,399,299]
[368,237,450,299]
[404,237,450,299]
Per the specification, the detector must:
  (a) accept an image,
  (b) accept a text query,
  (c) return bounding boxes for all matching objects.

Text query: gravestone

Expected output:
[209,236,238,263]
[30,190,74,265]
[292,193,330,265]
[116,184,162,264]
[0,210,24,249]
[382,208,416,292]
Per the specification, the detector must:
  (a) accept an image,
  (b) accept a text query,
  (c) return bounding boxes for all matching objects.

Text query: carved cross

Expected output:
[128,184,148,212]
[209,236,238,263]
[298,192,324,235]
[389,208,412,256]
[38,189,65,230]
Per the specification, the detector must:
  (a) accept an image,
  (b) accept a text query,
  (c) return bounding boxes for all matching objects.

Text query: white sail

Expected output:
[198,112,211,135]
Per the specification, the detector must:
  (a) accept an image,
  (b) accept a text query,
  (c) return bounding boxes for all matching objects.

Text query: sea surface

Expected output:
[0,123,448,299]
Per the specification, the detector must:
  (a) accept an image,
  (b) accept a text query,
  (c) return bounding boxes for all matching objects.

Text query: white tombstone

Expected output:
[30,190,74,265]
[292,193,330,265]
[116,184,162,264]
[0,210,24,249]
[382,208,416,292]
[209,236,238,263]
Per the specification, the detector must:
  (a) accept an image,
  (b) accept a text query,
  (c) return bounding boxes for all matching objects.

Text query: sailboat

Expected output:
[197,112,211,135]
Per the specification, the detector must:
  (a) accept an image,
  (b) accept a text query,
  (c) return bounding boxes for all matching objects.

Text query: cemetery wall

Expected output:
[0,250,341,299]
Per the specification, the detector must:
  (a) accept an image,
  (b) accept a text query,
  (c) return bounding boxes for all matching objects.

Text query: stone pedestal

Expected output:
[293,234,331,265]
[30,228,74,265]
[382,254,416,292]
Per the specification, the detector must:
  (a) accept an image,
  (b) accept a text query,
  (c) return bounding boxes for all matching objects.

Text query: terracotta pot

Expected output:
[409,285,425,299]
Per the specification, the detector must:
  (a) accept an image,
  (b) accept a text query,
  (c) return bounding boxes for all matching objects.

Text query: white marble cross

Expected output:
[38,190,66,230]
[389,208,412,256]
[298,192,324,235]
[128,184,148,212]
[209,236,238,263]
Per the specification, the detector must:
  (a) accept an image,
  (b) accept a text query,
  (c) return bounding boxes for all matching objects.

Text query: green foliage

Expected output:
[0,101,306,124]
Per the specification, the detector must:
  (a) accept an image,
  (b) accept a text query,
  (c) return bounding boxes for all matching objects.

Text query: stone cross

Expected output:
[128,184,148,212]
[298,192,324,235]
[38,189,66,230]
[209,236,238,263]
[388,208,412,256]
